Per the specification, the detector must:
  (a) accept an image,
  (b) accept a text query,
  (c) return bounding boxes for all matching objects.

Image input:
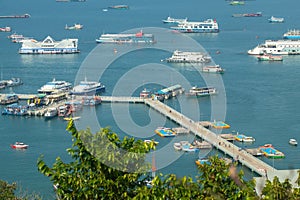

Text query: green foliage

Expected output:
[0,180,19,200]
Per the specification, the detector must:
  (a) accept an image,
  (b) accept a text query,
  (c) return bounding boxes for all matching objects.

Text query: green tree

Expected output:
[0,180,19,200]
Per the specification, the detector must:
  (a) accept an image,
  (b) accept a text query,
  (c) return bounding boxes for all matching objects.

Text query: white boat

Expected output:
[140,88,152,98]
[268,16,284,23]
[170,19,219,33]
[11,142,29,149]
[164,50,211,63]
[283,29,300,40]
[248,39,300,55]
[65,23,83,30]
[202,65,225,73]
[257,54,283,61]
[235,134,255,143]
[19,36,80,54]
[173,141,199,152]
[0,26,11,32]
[6,77,23,87]
[186,86,217,97]
[289,138,298,146]
[71,78,105,95]
[44,107,58,119]
[96,31,154,44]
[38,78,72,95]
[162,16,188,24]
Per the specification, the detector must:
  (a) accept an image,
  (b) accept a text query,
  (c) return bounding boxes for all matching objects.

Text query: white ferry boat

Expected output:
[186,86,217,97]
[202,65,225,73]
[96,31,154,44]
[165,50,211,63]
[162,16,188,24]
[71,78,105,95]
[38,78,72,95]
[283,29,300,40]
[248,39,300,55]
[19,36,79,54]
[170,19,219,33]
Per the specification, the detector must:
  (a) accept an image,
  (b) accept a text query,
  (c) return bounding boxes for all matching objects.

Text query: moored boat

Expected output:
[170,19,219,33]
[71,78,105,96]
[11,142,29,149]
[155,127,176,137]
[96,31,154,44]
[44,107,58,119]
[164,50,211,63]
[233,12,262,17]
[211,121,230,129]
[6,77,23,87]
[283,29,300,40]
[19,36,79,54]
[268,16,284,23]
[259,144,285,159]
[108,5,129,9]
[0,14,30,19]
[257,54,283,61]
[202,65,225,73]
[0,94,19,105]
[289,138,298,146]
[2,103,28,116]
[38,78,72,95]
[140,88,152,98]
[229,1,245,5]
[162,16,188,24]
[234,133,255,142]
[82,96,101,106]
[186,86,217,97]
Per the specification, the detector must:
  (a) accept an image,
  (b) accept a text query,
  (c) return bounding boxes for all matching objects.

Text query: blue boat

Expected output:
[170,19,219,33]
[2,103,28,116]
[155,127,176,137]
[283,29,300,39]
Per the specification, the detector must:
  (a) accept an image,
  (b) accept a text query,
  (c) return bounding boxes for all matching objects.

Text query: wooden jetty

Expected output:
[172,127,189,134]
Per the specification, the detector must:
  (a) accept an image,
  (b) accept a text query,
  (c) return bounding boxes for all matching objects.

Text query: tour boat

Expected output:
[164,50,211,63]
[283,29,300,40]
[71,78,105,96]
[96,31,154,44]
[44,107,58,119]
[38,78,72,95]
[186,86,217,97]
[0,94,19,105]
[19,36,80,54]
[140,88,152,98]
[170,19,219,33]
[234,134,255,142]
[11,142,29,149]
[0,26,11,32]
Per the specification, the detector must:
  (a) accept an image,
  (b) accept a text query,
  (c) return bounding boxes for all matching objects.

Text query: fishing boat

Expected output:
[202,65,225,73]
[70,78,105,96]
[259,144,285,159]
[108,5,129,9]
[140,88,152,98]
[170,19,219,33]
[10,142,29,149]
[289,138,298,146]
[283,29,300,40]
[186,86,217,97]
[257,54,283,61]
[155,127,176,137]
[233,12,262,17]
[0,26,11,32]
[0,94,19,105]
[65,23,83,30]
[268,16,284,23]
[44,107,58,119]
[96,30,154,44]
[211,121,230,129]
[19,36,79,54]
[248,39,300,55]
[162,16,188,24]
[229,1,245,5]
[164,50,211,63]
[234,133,255,142]
[38,78,72,95]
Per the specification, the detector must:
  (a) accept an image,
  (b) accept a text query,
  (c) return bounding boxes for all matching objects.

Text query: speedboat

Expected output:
[65,23,83,30]
[289,138,298,146]
[11,142,29,149]
[235,134,255,142]
[71,78,105,95]
[202,65,225,73]
[6,77,23,87]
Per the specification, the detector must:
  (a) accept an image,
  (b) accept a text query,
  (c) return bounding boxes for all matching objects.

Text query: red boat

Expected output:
[11,142,29,149]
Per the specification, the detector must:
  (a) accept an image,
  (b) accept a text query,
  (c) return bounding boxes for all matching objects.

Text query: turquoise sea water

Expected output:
[1,0,300,198]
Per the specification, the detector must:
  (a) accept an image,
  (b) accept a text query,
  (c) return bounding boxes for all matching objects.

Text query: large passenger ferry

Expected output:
[248,39,300,55]
[96,31,154,44]
[19,36,79,54]
[38,78,72,95]
[170,19,219,33]
[71,78,105,95]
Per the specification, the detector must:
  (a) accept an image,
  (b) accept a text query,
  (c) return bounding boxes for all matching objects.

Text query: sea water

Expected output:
[1,0,300,198]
